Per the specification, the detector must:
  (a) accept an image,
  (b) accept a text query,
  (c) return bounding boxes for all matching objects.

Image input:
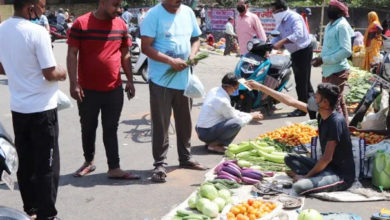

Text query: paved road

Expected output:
[0,41,386,219]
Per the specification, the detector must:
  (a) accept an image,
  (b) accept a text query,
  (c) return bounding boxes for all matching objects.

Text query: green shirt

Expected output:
[321,17,354,77]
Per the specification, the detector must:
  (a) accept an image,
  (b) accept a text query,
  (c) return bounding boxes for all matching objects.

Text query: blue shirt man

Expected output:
[141,3,201,89]
[270,0,315,118]
[140,1,205,183]
[321,17,353,77]
[271,9,311,54]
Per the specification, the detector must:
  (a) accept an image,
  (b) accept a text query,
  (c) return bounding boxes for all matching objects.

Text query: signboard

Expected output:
[206,8,235,31]
[250,8,276,33]
[205,8,276,33]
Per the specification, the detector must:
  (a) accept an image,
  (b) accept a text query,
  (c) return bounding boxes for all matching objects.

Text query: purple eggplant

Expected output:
[224,163,242,174]
[241,176,260,185]
[225,160,238,164]
[241,170,263,180]
[214,163,224,174]
[223,161,241,171]
[216,174,237,182]
[222,165,241,177]
[218,170,242,182]
[262,171,275,177]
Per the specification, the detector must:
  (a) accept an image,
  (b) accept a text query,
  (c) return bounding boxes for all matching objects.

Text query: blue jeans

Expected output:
[285,154,351,195]
[196,118,242,146]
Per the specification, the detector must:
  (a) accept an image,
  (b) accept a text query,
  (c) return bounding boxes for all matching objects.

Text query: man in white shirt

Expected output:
[0,0,66,218]
[196,73,263,153]
[137,8,146,25]
[224,16,237,56]
[200,6,206,26]
[121,6,132,26]
[39,14,50,31]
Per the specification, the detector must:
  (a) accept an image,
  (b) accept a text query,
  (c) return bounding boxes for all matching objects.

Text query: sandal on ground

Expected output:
[108,173,140,180]
[73,163,96,177]
[151,166,167,183]
[179,160,208,170]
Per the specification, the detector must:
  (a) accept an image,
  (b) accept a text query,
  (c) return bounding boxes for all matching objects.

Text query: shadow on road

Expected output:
[190,144,213,156]
[121,113,177,143]
[57,166,182,187]
[121,114,152,143]
[0,166,183,191]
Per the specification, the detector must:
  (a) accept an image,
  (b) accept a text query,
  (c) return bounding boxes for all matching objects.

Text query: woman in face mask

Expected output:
[362,11,383,70]
[311,0,354,123]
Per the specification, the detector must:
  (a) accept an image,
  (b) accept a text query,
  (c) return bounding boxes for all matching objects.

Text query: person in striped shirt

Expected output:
[67,0,139,180]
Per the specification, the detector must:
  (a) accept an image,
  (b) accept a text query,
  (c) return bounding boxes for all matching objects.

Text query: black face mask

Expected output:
[327,7,340,20]
[237,5,246,13]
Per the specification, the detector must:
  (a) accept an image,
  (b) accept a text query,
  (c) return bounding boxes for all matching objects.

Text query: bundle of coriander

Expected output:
[160,52,209,86]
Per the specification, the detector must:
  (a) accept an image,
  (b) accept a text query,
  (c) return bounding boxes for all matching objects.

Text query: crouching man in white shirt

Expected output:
[196,73,263,153]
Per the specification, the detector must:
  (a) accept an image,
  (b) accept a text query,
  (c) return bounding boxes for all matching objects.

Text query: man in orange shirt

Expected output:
[235,0,266,55]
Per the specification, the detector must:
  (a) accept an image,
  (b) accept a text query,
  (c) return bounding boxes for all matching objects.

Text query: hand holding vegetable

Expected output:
[169,58,188,71]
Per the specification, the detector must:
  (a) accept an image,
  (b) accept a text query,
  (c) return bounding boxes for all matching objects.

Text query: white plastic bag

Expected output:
[361,107,388,130]
[57,90,72,111]
[184,74,205,99]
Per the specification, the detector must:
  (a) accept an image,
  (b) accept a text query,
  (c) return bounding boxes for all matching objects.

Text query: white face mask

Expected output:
[273,10,288,26]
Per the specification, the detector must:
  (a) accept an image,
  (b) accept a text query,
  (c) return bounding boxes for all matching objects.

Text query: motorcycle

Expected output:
[349,35,390,132]
[129,26,148,82]
[0,123,29,219]
[231,34,292,115]
[49,23,68,43]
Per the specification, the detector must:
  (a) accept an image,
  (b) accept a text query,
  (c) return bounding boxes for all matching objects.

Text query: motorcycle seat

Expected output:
[269,55,290,70]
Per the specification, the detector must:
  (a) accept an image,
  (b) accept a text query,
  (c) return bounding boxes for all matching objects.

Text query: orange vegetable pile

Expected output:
[352,131,385,145]
[258,123,318,146]
[226,199,277,220]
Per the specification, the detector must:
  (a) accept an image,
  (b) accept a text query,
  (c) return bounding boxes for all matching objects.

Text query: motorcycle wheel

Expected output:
[140,64,148,82]
[51,35,55,43]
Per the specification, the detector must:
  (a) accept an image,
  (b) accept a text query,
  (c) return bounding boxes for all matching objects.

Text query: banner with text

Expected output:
[206,8,276,33]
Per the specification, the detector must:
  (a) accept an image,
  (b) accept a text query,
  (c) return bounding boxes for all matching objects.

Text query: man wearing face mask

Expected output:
[0,0,67,218]
[270,0,315,119]
[196,73,263,153]
[246,80,355,195]
[235,0,266,56]
[311,0,354,123]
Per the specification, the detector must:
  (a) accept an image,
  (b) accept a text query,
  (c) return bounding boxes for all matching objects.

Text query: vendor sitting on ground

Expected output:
[246,81,355,195]
[196,73,263,153]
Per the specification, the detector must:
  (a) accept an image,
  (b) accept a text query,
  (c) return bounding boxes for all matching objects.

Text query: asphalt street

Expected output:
[0,40,387,219]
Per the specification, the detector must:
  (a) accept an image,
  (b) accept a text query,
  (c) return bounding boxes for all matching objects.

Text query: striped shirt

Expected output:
[67,12,131,91]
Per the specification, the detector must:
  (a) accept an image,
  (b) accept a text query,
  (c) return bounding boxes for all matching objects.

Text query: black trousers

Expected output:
[77,86,123,170]
[12,109,59,220]
[291,45,316,118]
[149,81,192,167]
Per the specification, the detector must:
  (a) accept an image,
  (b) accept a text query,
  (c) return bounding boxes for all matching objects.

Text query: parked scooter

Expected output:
[349,35,390,132]
[231,33,292,114]
[0,123,28,219]
[130,32,148,82]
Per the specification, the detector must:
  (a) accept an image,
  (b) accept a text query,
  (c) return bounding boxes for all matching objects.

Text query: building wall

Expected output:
[47,3,97,17]
[0,5,14,21]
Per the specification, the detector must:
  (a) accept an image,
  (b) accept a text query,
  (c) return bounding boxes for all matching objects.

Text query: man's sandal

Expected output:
[151,166,167,183]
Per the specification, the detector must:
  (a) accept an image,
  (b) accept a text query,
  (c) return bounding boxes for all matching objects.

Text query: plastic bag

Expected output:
[57,90,73,111]
[311,136,367,180]
[361,107,388,130]
[184,74,205,99]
